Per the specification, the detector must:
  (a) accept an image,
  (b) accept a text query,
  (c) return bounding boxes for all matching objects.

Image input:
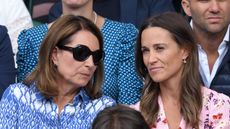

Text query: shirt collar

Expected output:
[30,83,45,100]
[32,83,91,103]
[190,20,193,28]
[73,88,90,103]
[224,25,230,43]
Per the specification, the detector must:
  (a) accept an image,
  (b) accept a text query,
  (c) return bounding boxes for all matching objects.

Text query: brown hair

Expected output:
[135,12,202,128]
[92,105,150,129]
[24,15,104,99]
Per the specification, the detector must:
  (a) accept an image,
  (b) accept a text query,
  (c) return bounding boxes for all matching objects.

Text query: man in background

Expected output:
[182,0,230,96]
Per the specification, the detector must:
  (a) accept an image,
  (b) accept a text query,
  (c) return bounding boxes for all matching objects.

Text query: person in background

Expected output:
[17,0,143,104]
[0,0,33,66]
[92,105,150,129]
[0,15,116,128]
[181,0,230,97]
[48,0,175,28]
[0,25,16,99]
[131,12,229,129]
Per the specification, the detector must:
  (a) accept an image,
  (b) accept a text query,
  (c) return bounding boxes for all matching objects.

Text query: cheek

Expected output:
[58,62,82,76]
[57,56,82,76]
[142,54,149,66]
[166,54,183,72]
[91,67,97,77]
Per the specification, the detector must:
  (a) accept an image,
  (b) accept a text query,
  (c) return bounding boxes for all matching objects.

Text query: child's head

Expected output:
[92,105,150,129]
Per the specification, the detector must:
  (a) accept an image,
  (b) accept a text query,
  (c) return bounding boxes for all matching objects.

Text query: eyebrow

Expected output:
[152,43,166,46]
[142,43,166,47]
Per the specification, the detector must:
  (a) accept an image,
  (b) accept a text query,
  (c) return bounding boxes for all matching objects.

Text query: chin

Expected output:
[207,26,226,33]
[76,82,89,87]
[70,80,89,88]
[150,76,164,83]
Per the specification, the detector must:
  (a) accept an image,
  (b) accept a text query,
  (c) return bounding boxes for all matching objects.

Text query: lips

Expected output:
[207,17,222,23]
[149,67,162,73]
[80,73,91,77]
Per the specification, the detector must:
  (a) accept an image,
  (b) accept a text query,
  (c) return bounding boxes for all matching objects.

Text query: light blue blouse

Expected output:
[0,83,116,128]
[17,18,143,104]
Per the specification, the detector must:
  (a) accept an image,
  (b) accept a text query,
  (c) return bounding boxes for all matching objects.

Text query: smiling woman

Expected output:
[141,26,188,83]
[0,15,116,129]
[132,12,230,129]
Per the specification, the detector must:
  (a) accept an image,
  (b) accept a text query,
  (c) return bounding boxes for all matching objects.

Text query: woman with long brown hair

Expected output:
[132,12,229,129]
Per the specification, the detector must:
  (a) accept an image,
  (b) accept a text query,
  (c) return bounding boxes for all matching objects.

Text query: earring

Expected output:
[183,58,187,64]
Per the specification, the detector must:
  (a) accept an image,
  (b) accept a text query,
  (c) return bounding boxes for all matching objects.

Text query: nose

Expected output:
[148,51,158,65]
[85,55,95,67]
[209,1,220,14]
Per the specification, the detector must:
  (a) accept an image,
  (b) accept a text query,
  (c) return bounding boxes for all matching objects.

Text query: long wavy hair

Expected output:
[24,15,104,99]
[135,12,202,128]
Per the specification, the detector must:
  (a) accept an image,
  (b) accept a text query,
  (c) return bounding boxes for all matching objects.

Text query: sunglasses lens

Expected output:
[93,51,104,65]
[72,45,103,65]
[73,45,90,61]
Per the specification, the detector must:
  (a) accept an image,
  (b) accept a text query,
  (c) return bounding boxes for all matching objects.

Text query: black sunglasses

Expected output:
[57,44,104,65]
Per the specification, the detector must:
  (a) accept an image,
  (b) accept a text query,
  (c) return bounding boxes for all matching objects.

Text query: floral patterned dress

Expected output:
[131,87,230,129]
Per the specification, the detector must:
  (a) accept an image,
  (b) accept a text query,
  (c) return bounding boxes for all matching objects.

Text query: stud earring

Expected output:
[183,58,187,64]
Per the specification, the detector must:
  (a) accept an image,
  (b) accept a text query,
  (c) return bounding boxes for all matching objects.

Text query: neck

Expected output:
[59,86,79,98]
[54,89,78,105]
[62,1,96,23]
[160,83,181,103]
[56,78,80,98]
[193,25,227,53]
[54,94,75,104]
[159,73,182,102]
[54,81,80,115]
[54,93,76,116]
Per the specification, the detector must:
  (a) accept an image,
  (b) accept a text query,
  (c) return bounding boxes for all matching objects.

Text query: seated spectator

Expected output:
[0,0,33,65]
[17,0,143,104]
[92,105,150,129]
[132,12,230,129]
[0,15,116,128]
[181,0,230,97]
[48,0,175,28]
[0,25,16,99]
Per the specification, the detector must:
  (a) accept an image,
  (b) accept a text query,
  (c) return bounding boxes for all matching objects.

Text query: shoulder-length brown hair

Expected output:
[135,12,202,128]
[24,15,104,99]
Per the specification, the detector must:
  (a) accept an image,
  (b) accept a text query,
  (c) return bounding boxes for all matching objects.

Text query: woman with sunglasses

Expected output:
[17,0,143,105]
[0,15,116,128]
[132,12,229,129]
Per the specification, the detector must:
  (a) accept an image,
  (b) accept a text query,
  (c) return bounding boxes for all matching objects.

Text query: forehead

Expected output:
[68,30,100,50]
[189,0,230,4]
[141,27,175,46]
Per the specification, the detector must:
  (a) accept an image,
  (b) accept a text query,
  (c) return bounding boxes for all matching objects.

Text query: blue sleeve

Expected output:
[17,25,48,82]
[0,25,16,99]
[99,95,117,109]
[17,29,32,82]
[0,85,19,128]
[117,24,143,104]
[17,28,41,83]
